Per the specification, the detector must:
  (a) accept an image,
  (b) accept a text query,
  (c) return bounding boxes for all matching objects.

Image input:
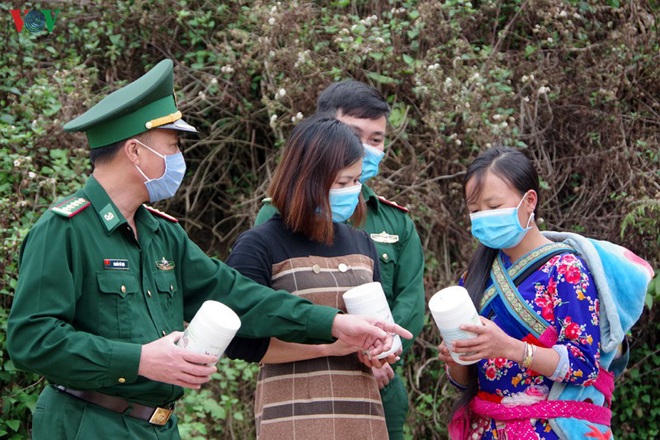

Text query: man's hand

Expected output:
[138,332,218,389]
[331,314,412,357]
[371,364,395,389]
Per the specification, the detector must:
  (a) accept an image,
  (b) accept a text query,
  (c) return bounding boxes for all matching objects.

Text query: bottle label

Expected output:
[439,312,482,364]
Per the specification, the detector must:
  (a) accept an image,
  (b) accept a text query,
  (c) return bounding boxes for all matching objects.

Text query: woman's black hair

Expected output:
[454,146,541,411]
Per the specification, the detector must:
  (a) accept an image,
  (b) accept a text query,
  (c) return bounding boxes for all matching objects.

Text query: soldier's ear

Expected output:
[123,139,141,164]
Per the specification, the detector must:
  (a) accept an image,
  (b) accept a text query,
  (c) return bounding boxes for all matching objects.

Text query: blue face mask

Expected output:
[329,183,362,223]
[360,144,385,183]
[469,192,534,249]
[134,139,187,203]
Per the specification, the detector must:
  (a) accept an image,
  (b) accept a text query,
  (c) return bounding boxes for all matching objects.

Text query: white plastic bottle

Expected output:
[428,286,483,365]
[177,300,241,363]
[343,281,402,359]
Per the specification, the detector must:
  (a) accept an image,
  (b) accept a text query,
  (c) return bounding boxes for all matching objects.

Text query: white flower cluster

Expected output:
[359,15,378,26]
[13,156,32,168]
[294,50,311,69]
[448,133,461,146]
[268,3,282,25]
[290,112,303,122]
[221,65,234,74]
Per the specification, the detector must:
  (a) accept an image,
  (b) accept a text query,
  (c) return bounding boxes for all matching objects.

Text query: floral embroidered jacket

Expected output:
[475,251,601,439]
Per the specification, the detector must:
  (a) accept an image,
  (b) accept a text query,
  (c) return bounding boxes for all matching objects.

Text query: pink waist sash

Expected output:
[449,396,611,439]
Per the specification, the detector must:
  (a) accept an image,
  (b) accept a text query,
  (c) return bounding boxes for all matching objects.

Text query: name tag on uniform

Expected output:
[104,259,129,270]
[370,231,399,244]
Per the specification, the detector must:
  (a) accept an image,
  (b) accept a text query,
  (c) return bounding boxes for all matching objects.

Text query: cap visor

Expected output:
[159,118,198,133]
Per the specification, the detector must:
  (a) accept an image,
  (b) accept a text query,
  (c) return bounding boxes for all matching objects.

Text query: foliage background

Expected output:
[1,0,659,438]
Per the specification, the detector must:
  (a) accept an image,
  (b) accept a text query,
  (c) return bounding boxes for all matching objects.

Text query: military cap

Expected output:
[64,59,197,149]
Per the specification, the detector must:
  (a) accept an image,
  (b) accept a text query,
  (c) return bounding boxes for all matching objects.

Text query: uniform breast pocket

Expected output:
[375,242,398,303]
[96,271,139,339]
[154,271,179,324]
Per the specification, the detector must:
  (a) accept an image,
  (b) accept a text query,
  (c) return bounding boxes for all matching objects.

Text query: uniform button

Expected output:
[338,263,348,272]
[147,290,152,297]
[312,264,321,274]
[162,330,167,336]
[170,284,174,292]
[118,377,126,383]
[382,253,389,261]
[121,285,126,293]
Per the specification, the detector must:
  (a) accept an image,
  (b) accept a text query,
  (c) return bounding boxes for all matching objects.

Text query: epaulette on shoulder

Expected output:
[50,196,91,218]
[144,205,179,223]
[377,196,409,213]
[261,197,272,205]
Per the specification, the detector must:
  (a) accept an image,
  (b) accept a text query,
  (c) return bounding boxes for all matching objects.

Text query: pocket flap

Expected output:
[97,271,138,298]
[154,271,178,296]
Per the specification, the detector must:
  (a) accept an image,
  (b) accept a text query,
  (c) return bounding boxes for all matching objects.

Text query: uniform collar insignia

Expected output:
[100,203,120,231]
[370,231,399,243]
[156,257,175,270]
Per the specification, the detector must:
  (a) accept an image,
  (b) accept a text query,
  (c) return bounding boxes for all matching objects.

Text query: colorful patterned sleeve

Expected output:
[542,253,601,385]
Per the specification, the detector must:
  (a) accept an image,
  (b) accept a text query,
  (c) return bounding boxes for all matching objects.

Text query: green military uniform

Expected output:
[255,184,425,440]
[7,60,340,440]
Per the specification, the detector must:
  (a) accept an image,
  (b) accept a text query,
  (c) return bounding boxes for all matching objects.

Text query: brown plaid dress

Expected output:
[255,255,387,438]
[225,218,388,439]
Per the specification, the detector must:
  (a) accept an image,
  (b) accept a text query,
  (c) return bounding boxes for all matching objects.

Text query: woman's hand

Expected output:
[451,316,521,363]
[437,341,469,387]
[437,340,460,366]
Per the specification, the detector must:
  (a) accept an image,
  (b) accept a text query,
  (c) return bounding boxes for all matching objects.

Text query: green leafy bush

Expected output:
[1,0,658,438]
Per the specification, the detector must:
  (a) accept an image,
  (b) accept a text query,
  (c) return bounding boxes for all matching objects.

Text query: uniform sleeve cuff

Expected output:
[305,306,338,343]
[106,341,142,386]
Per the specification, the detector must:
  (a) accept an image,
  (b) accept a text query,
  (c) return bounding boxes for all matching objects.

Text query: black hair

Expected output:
[89,141,123,166]
[317,80,391,119]
[89,131,151,166]
[456,146,541,411]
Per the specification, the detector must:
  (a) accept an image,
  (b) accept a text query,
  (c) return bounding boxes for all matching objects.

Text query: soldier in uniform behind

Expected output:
[255,80,426,440]
[6,61,411,439]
